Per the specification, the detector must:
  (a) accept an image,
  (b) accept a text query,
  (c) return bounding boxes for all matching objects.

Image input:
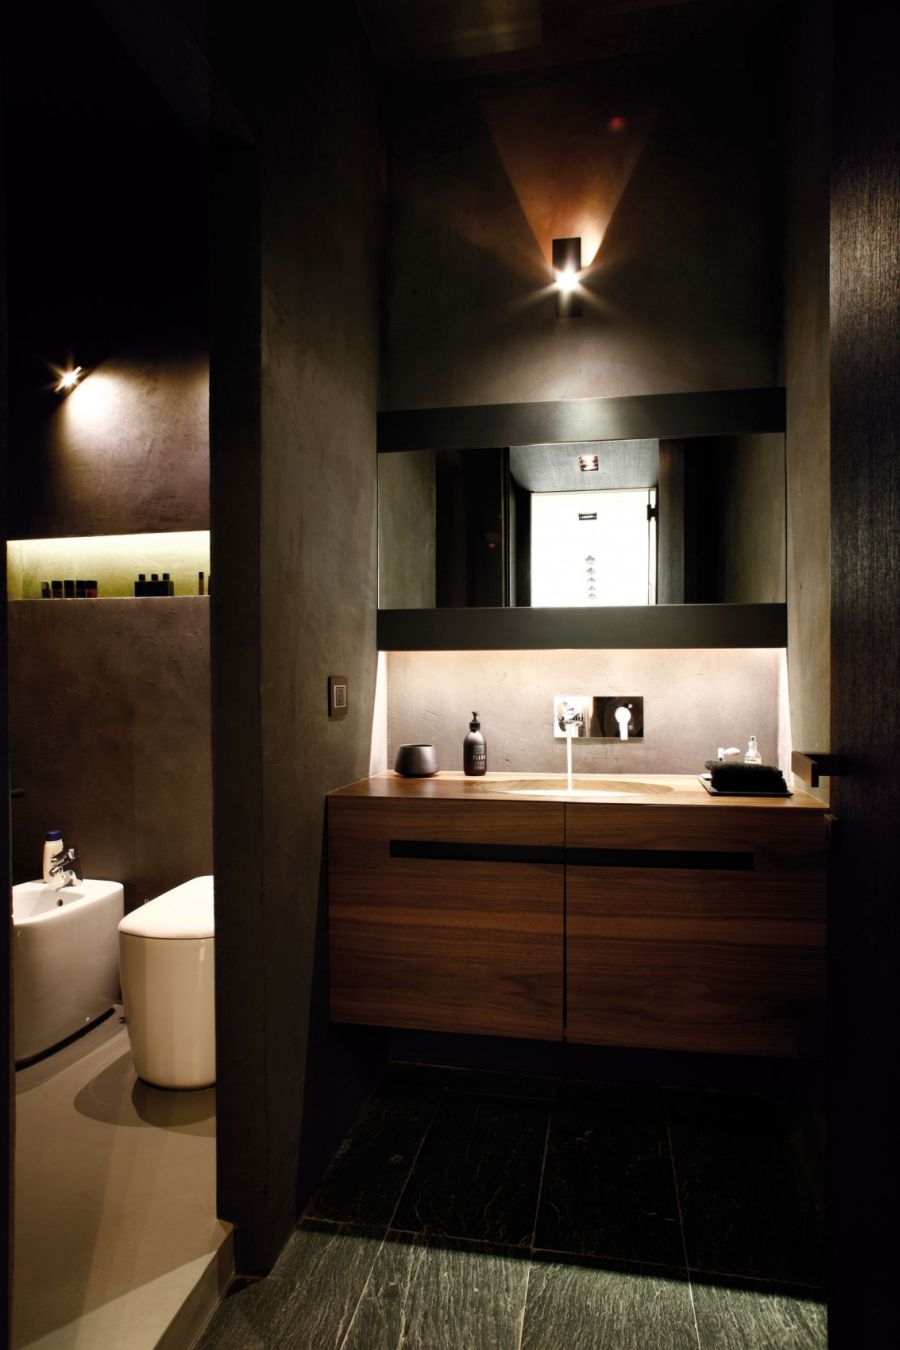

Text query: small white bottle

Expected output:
[744,735,762,765]
[42,830,64,883]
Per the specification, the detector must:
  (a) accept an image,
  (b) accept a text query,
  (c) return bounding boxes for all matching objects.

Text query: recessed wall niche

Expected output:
[6,532,211,600]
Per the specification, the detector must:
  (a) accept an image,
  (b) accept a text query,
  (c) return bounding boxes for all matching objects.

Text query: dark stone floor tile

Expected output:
[443,1066,557,1099]
[342,1231,531,1350]
[305,1069,443,1225]
[392,1091,550,1246]
[198,1222,383,1350]
[521,1258,699,1350]
[380,1061,450,1099]
[556,1076,664,1105]
[196,1223,383,1350]
[535,1084,684,1266]
[666,1088,826,1287]
[692,1281,827,1349]
[194,1276,283,1349]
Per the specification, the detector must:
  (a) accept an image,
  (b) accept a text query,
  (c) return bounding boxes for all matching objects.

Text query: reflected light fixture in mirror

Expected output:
[552,236,582,317]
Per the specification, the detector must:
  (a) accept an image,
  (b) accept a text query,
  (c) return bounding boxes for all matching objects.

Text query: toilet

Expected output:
[118,875,215,1089]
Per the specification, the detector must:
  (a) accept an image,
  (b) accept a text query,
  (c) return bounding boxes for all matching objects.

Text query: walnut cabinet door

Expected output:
[329,797,565,1041]
[565,804,827,1058]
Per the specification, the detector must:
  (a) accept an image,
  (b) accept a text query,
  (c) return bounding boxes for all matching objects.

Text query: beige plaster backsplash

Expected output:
[386,648,784,777]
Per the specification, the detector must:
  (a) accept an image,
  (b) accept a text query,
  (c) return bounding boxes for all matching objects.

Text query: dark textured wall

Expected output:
[3,0,208,543]
[716,434,786,604]
[210,1,385,1272]
[3,3,208,540]
[688,434,785,603]
[8,600,211,909]
[378,451,437,608]
[1,113,13,1340]
[385,41,781,409]
[828,0,900,1341]
[9,346,209,539]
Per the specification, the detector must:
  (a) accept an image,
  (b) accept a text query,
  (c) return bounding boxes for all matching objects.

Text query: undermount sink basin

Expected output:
[475,777,673,800]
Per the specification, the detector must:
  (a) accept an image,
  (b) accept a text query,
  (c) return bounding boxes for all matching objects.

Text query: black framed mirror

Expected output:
[377,388,787,650]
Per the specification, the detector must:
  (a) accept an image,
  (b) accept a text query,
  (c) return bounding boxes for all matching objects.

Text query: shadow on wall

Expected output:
[295,816,388,1215]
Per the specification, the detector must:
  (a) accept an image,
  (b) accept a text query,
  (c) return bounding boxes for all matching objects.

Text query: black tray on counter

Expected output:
[698,773,792,798]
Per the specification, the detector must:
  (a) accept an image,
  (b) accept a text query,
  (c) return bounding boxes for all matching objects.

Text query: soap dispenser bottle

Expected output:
[464,712,487,776]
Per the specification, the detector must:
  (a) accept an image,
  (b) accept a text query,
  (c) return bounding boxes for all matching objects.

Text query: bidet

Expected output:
[12,878,124,1063]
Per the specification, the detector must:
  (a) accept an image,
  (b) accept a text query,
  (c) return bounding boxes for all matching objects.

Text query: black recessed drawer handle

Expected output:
[566,847,754,870]
[389,841,752,870]
[390,840,564,865]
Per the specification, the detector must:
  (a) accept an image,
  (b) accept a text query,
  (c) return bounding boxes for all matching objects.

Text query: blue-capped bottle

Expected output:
[463,712,487,776]
[42,830,64,884]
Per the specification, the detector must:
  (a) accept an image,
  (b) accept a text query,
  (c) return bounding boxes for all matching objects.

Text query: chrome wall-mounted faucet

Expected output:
[48,844,82,889]
[553,696,644,741]
[556,700,586,735]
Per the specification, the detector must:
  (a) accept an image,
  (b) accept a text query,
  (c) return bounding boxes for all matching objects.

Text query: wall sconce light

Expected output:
[54,365,84,394]
[552,237,582,318]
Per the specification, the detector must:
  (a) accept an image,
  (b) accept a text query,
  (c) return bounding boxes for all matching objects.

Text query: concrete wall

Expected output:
[8,600,211,909]
[717,434,786,604]
[210,1,385,1272]
[385,42,781,408]
[378,451,436,607]
[387,647,783,776]
[9,347,209,539]
[783,0,833,796]
[688,433,786,603]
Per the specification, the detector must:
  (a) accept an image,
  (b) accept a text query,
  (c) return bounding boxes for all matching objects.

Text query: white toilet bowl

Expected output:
[118,875,215,1089]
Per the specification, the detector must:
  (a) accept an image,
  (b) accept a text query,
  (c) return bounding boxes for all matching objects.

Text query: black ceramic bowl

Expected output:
[394,743,439,777]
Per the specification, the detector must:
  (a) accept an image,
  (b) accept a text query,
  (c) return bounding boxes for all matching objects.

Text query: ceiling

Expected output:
[510,440,660,492]
[355,0,782,76]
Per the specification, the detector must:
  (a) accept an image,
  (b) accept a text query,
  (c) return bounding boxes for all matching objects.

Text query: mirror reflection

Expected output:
[379,434,785,609]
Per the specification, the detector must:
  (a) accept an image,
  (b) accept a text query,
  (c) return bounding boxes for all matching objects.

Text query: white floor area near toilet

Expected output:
[13,1011,232,1350]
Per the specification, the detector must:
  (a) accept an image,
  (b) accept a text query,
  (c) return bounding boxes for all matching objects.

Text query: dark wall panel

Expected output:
[9,347,209,539]
[3,0,209,541]
[829,0,900,1342]
[1,128,12,1340]
[8,599,211,909]
[386,41,782,408]
[210,1,386,1273]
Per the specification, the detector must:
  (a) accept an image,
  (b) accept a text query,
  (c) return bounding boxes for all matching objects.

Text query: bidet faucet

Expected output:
[48,845,82,888]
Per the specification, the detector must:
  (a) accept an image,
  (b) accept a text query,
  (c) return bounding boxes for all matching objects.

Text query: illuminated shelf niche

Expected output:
[6,531,211,600]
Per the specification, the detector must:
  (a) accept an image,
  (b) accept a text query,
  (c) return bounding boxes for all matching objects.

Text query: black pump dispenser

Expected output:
[463,711,487,776]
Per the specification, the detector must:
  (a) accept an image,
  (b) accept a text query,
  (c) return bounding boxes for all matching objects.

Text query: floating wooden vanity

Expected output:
[327,773,828,1058]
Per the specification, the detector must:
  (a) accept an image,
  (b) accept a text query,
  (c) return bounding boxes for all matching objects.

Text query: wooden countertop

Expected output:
[328,770,828,811]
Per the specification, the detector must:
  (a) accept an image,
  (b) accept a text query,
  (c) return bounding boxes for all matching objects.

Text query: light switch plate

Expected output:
[328,675,348,719]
